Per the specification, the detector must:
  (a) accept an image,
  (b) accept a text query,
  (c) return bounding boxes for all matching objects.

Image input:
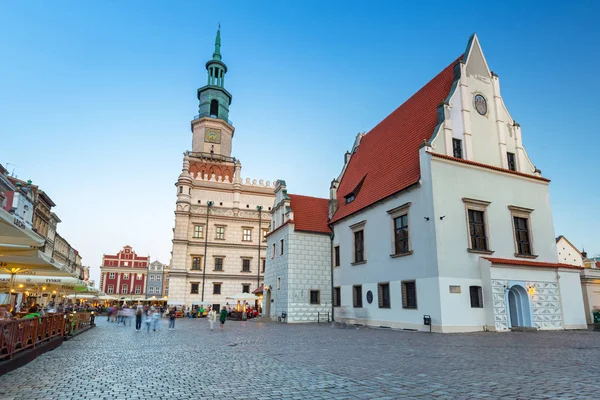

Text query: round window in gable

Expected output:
[474,94,487,116]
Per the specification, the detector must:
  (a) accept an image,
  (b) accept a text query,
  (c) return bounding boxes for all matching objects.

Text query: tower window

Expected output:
[210,99,219,118]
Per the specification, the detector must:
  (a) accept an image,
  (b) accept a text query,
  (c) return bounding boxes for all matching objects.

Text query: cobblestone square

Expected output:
[1,318,599,399]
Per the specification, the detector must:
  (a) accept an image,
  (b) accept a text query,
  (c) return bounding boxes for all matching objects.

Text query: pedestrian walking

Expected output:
[168,307,176,330]
[145,309,152,332]
[135,306,143,331]
[152,307,160,331]
[219,307,228,330]
[208,308,217,330]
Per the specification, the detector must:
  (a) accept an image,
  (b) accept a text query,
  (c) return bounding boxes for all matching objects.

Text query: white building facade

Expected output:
[263,181,332,323]
[168,29,274,312]
[330,35,587,333]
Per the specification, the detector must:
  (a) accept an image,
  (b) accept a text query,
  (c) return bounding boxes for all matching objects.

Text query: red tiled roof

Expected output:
[484,257,583,270]
[253,285,264,294]
[429,152,549,182]
[330,57,461,224]
[288,194,331,234]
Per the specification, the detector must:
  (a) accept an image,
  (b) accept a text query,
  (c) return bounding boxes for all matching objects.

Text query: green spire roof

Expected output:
[213,26,222,61]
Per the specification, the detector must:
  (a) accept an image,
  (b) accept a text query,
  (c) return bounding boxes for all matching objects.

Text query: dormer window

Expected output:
[344,176,366,204]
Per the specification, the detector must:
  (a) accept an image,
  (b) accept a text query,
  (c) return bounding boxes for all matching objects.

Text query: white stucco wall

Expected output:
[332,151,442,331]
[558,269,587,329]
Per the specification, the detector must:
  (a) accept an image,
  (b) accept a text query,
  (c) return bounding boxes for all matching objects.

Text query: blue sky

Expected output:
[1,1,599,284]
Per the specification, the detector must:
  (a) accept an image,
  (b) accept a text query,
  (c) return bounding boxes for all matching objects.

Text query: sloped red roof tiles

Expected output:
[484,257,583,270]
[330,58,461,224]
[288,194,331,235]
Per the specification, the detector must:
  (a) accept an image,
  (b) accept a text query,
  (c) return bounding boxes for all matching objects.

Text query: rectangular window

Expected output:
[243,228,252,241]
[394,214,409,254]
[277,277,281,291]
[514,217,532,256]
[333,287,341,307]
[123,273,129,280]
[109,272,115,279]
[262,229,268,242]
[280,239,284,255]
[334,246,340,267]
[271,243,275,258]
[309,290,320,305]
[378,283,391,308]
[468,209,488,251]
[216,226,225,240]
[121,285,128,294]
[242,259,251,272]
[213,283,221,295]
[190,283,199,294]
[262,258,265,273]
[352,285,362,308]
[354,230,364,262]
[193,225,204,239]
[507,152,516,171]
[452,138,463,159]
[214,257,223,271]
[242,284,250,293]
[192,256,202,270]
[107,285,114,294]
[470,286,483,308]
[402,281,417,309]
[135,286,141,294]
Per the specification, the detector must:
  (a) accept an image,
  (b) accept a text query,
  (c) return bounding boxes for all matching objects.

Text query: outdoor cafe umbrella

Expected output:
[0,244,77,297]
[226,293,260,301]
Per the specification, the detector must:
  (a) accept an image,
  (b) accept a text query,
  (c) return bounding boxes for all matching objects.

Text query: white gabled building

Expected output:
[263,181,332,323]
[329,34,587,332]
[556,235,583,267]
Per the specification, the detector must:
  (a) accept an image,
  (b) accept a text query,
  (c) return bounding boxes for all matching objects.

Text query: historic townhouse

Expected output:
[147,260,166,297]
[264,181,332,322]
[168,29,273,311]
[329,35,586,332]
[100,245,149,300]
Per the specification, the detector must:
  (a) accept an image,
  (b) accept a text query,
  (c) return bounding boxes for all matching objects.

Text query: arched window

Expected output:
[210,99,219,118]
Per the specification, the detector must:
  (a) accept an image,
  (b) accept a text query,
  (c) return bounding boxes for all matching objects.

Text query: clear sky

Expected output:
[1,1,599,285]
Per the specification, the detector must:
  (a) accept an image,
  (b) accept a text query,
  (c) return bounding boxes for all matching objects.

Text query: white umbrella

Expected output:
[226,293,259,301]
[167,300,185,306]
[0,208,45,247]
[66,294,98,300]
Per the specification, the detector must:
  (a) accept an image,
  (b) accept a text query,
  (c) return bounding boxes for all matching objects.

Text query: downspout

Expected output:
[330,230,334,322]
[555,269,566,329]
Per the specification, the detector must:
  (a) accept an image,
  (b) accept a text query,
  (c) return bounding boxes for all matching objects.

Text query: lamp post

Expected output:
[201,201,214,301]
[256,206,262,289]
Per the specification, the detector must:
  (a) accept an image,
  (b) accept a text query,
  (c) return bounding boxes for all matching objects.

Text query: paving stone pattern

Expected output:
[1,318,599,399]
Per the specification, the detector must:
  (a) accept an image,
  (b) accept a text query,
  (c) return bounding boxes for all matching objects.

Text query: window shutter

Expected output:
[353,287,357,307]
[378,284,383,308]
[402,283,407,308]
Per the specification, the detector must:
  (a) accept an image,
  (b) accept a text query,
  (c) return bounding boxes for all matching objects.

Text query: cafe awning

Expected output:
[0,244,74,277]
[226,293,260,301]
[0,274,90,293]
[0,208,45,247]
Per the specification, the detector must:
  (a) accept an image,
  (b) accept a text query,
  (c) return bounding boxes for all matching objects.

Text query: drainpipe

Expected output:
[330,230,334,322]
[555,269,566,329]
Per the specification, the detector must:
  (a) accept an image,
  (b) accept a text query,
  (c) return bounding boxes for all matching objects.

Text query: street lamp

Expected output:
[201,201,214,301]
[256,205,263,289]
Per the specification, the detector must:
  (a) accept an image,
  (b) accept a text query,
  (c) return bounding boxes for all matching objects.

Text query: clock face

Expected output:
[474,94,487,116]
[205,128,221,144]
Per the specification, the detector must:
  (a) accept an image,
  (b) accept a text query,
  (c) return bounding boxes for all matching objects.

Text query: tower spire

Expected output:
[213,25,222,61]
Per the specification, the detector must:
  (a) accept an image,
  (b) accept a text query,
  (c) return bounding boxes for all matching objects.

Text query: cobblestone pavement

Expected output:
[1,318,599,399]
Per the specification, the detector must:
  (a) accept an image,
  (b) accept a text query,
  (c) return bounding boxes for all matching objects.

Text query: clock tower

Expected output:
[191,27,235,158]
